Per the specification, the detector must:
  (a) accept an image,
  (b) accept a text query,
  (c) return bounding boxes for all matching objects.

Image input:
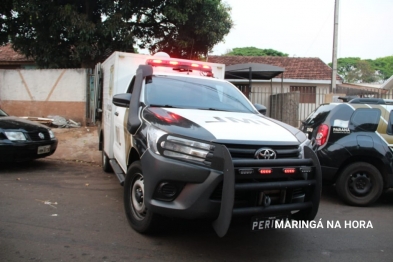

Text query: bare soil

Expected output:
[48,127,101,165]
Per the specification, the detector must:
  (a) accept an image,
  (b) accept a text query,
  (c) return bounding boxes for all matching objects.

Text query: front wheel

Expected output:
[124,161,157,233]
[336,162,383,206]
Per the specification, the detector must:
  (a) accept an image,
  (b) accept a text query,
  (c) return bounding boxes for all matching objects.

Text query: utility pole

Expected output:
[331,0,339,93]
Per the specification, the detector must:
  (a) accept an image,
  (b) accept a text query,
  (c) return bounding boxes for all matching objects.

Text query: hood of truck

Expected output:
[143,108,302,145]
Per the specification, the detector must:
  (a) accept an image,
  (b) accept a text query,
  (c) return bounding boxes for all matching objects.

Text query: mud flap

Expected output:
[211,145,234,237]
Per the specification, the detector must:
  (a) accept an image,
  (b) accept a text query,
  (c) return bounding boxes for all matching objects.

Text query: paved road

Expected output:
[1,159,393,262]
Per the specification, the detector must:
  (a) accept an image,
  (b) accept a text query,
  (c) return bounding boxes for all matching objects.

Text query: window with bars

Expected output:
[290,86,316,103]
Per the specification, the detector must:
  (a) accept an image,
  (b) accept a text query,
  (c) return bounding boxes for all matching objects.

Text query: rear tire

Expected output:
[101,135,112,172]
[124,161,157,233]
[102,150,112,172]
[336,162,383,206]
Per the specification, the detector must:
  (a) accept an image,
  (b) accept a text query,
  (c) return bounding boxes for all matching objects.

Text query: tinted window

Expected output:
[302,104,337,127]
[144,76,256,113]
[350,108,380,132]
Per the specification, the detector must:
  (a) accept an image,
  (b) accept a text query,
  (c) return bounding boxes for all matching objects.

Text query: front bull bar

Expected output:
[211,145,322,237]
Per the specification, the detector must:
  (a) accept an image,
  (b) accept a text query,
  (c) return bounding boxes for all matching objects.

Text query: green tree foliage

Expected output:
[149,0,233,60]
[346,60,378,83]
[1,0,233,68]
[330,57,393,83]
[224,47,288,57]
[329,57,361,82]
[0,0,13,44]
[371,56,393,81]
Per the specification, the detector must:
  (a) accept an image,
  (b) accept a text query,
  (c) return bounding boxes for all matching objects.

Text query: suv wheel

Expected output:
[124,161,157,233]
[336,162,383,206]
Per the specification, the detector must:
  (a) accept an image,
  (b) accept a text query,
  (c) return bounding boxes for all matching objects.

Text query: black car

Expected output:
[301,99,393,206]
[301,98,393,206]
[0,108,58,162]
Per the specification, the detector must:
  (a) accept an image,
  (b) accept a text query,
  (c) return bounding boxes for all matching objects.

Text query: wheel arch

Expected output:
[127,147,141,169]
[99,130,103,151]
[334,155,388,188]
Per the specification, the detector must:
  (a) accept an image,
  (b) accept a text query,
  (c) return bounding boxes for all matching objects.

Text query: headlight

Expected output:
[5,131,26,141]
[147,125,212,163]
[161,136,212,162]
[49,130,55,139]
[147,125,167,154]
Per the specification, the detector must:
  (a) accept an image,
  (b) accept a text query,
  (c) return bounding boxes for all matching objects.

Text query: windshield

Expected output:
[144,75,256,113]
[0,109,8,117]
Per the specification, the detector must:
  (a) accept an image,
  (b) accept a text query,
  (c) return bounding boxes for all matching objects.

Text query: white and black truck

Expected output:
[92,51,322,237]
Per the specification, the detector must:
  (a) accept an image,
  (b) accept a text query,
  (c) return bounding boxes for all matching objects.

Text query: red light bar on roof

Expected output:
[146,58,212,74]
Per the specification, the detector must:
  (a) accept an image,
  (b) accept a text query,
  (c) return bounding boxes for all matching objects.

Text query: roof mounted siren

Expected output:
[153,52,171,58]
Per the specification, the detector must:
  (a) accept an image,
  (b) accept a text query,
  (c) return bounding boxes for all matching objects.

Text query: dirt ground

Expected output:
[48,126,101,165]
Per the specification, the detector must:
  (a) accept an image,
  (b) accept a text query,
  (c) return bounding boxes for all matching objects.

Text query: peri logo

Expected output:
[38,132,45,139]
[255,148,277,159]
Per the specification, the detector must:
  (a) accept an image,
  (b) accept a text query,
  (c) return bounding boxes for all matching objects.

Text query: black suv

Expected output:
[301,98,393,206]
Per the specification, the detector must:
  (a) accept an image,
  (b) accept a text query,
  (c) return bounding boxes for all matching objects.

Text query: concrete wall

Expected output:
[0,69,88,124]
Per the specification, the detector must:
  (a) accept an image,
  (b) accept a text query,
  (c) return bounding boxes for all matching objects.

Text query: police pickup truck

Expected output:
[94,52,321,237]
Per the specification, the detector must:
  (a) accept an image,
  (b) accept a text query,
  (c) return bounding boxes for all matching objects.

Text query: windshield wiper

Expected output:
[197,107,229,112]
[148,104,178,108]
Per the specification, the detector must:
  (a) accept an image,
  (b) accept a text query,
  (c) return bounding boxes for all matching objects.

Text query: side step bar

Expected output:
[109,160,125,185]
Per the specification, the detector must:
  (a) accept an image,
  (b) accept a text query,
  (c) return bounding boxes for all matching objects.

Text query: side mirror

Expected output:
[254,104,267,115]
[112,93,132,108]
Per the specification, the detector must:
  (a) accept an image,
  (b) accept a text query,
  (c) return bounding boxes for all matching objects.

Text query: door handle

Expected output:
[114,112,119,116]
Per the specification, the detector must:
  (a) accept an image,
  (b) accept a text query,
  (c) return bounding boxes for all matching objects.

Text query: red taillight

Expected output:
[259,168,272,175]
[315,124,329,146]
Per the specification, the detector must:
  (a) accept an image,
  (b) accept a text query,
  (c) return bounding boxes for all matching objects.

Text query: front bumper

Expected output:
[0,139,58,162]
[141,145,322,237]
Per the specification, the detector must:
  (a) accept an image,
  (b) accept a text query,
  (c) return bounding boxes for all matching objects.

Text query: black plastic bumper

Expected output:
[0,140,58,162]
[141,144,322,237]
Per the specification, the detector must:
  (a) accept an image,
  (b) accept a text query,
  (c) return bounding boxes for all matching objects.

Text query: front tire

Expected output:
[124,161,157,233]
[336,162,383,206]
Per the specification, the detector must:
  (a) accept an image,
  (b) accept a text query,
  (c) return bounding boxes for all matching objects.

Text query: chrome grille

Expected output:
[27,131,50,141]
[220,143,300,159]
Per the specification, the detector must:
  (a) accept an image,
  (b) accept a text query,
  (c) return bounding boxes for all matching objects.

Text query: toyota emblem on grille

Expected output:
[255,148,277,159]
[38,132,45,139]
